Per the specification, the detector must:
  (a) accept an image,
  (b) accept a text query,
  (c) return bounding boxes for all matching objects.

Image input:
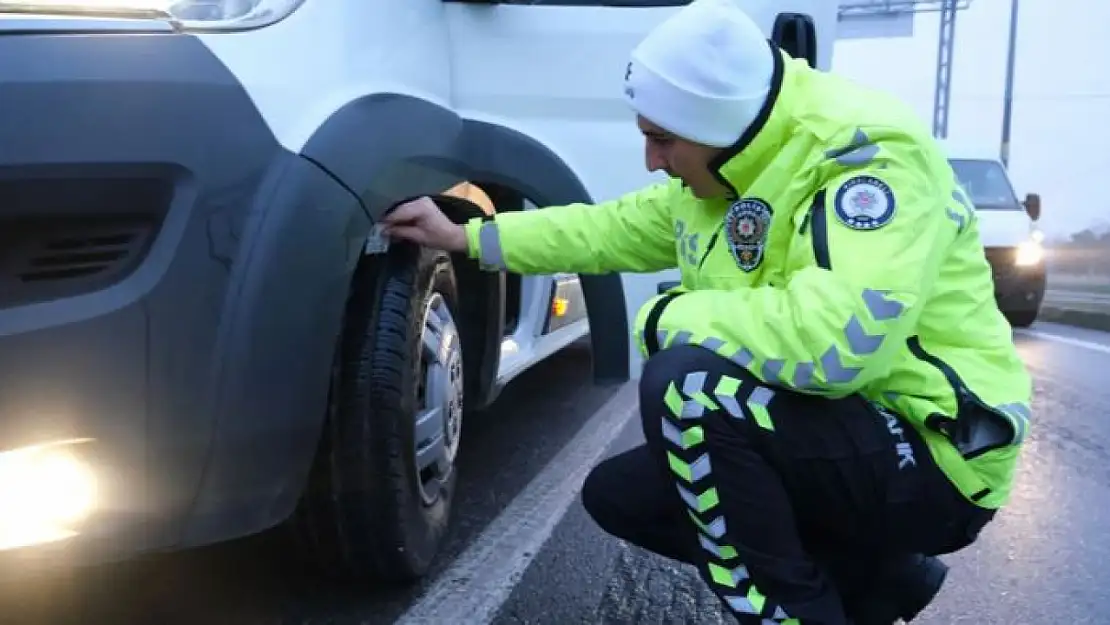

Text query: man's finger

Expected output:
[383,198,427,223]
[381,207,409,224]
[385,225,425,244]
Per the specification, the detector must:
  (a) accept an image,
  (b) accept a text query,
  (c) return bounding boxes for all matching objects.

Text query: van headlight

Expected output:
[0,0,305,31]
[1015,238,1045,266]
[0,439,97,550]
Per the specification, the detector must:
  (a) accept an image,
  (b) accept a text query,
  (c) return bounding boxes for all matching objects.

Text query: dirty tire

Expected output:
[292,243,461,582]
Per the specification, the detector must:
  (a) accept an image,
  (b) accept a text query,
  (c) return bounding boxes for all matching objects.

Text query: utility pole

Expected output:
[1000,0,1020,166]
[839,1,974,139]
[932,0,958,138]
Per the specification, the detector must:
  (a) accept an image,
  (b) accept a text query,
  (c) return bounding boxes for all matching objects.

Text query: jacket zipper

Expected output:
[696,224,724,271]
[906,336,1009,496]
[906,336,971,407]
[800,190,831,270]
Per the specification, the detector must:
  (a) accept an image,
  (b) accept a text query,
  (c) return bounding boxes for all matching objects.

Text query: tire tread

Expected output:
[291,243,459,582]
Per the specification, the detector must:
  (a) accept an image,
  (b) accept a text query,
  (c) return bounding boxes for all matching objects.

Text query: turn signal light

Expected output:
[552,297,569,317]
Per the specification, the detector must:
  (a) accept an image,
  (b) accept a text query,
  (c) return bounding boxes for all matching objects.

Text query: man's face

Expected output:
[638,115,727,200]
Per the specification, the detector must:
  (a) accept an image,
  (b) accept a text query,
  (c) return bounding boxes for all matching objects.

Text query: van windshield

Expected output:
[949,158,1021,210]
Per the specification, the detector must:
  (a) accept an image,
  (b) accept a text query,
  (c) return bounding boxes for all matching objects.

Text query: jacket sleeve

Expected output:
[462,180,679,275]
[635,155,956,397]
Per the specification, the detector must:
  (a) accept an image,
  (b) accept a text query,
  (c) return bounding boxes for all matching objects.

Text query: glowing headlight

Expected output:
[1015,239,1044,266]
[0,0,304,31]
[0,439,97,551]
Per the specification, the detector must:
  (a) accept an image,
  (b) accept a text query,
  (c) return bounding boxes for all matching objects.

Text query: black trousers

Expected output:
[581,344,995,624]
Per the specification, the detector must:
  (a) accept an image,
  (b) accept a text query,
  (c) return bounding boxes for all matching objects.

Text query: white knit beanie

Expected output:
[623,0,775,148]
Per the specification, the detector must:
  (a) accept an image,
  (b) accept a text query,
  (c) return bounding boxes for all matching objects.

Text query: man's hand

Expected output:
[381,196,469,253]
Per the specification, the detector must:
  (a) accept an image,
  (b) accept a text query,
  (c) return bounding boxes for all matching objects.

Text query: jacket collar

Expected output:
[707,42,800,199]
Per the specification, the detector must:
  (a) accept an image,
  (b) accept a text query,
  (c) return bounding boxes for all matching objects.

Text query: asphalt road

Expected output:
[3,323,1109,624]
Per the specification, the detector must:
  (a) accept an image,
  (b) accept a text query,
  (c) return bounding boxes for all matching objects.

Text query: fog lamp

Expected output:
[0,439,97,550]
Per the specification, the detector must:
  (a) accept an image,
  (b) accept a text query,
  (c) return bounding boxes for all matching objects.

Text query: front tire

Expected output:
[293,243,464,582]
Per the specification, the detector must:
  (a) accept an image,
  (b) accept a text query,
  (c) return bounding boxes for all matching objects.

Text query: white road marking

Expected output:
[1018,329,1110,355]
[394,381,639,625]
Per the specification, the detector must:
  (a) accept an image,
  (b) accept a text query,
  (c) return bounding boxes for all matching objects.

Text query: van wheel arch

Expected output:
[300,93,630,386]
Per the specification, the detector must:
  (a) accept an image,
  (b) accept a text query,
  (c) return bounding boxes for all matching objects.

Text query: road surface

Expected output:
[2,323,1108,624]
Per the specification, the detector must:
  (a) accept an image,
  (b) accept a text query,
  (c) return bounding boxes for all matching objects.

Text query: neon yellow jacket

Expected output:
[463,50,1031,509]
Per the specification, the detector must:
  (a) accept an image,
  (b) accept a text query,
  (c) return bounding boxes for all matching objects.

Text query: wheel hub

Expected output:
[414,292,464,506]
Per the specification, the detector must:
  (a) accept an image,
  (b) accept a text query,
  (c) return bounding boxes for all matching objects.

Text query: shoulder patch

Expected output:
[724,198,773,272]
[833,175,896,231]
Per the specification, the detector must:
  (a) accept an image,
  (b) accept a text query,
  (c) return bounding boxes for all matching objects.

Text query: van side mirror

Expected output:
[772,13,818,69]
[1023,192,1041,221]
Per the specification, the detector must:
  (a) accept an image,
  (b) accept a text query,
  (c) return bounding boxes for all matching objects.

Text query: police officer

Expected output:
[381,0,1032,622]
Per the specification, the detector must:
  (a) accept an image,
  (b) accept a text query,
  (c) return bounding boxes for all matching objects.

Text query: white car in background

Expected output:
[944,145,1046,328]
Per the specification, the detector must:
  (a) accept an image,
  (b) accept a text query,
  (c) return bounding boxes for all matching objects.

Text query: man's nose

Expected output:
[645,146,667,172]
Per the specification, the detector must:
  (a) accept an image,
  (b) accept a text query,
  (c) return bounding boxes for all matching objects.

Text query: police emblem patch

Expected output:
[724,198,773,272]
[833,175,896,230]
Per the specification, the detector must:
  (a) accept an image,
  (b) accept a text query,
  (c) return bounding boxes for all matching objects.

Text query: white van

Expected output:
[0,0,836,581]
[943,144,1046,328]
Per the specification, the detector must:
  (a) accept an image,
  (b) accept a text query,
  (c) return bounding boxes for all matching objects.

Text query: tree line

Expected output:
[1047,227,1110,277]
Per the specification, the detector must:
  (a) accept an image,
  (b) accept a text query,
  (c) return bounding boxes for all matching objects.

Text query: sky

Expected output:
[830,0,1109,240]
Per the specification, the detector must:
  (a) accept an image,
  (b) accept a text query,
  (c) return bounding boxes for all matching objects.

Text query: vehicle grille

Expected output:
[0,216,156,308]
[0,174,171,309]
[13,218,151,282]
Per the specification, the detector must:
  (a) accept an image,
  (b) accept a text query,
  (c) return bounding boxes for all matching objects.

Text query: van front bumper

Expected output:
[985,246,1046,311]
[0,25,367,570]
